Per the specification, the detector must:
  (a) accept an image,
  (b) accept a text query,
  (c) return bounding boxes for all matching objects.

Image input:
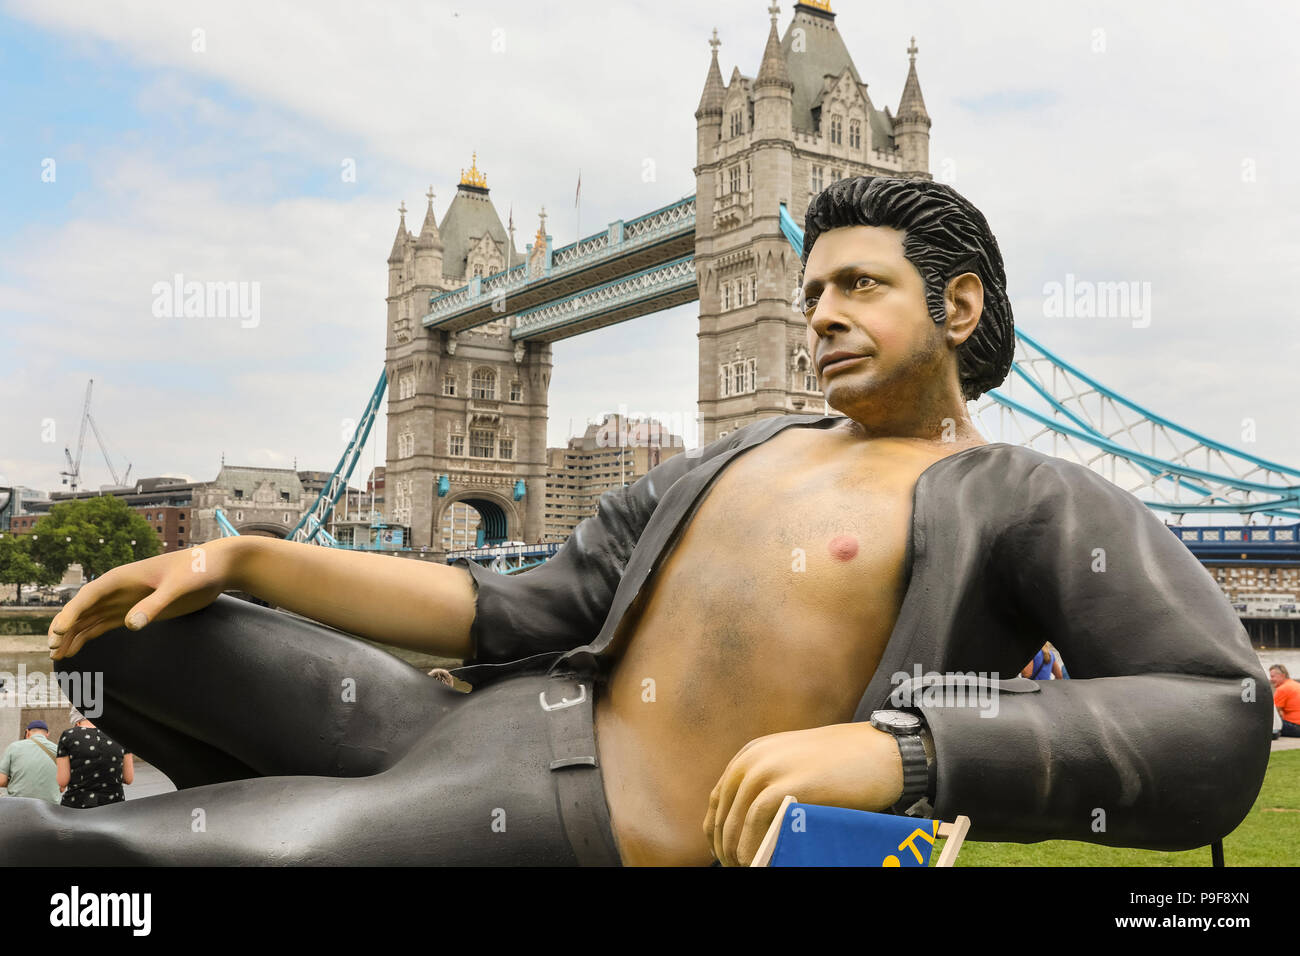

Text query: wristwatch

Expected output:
[869,709,936,816]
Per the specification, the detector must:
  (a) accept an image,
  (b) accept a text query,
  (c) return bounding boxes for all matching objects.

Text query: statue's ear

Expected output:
[943,271,984,348]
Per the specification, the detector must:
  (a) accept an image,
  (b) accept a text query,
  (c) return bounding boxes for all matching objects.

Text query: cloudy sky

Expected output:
[1,0,1297,496]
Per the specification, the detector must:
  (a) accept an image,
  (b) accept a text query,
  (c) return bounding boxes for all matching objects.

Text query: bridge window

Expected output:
[830,115,842,145]
[283,513,290,524]
[236,511,243,522]
[470,429,494,458]
[398,373,415,400]
[745,160,750,190]
[849,119,861,149]
[398,432,414,458]
[234,489,243,500]
[473,265,483,278]
[810,165,824,194]
[280,491,290,501]
[449,434,465,456]
[723,284,731,311]
[805,370,818,392]
[749,274,756,303]
[509,381,523,402]
[499,438,514,460]
[442,373,456,396]
[729,109,742,137]
[471,368,496,400]
[719,366,729,398]
[729,165,741,194]
[830,168,842,183]
[744,358,755,391]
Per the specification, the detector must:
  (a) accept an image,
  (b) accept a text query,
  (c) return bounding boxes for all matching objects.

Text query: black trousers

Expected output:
[0,595,622,866]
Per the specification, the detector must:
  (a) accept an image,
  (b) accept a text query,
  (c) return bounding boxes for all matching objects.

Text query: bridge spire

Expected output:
[416,185,443,250]
[388,201,409,263]
[695,28,725,118]
[756,4,792,90]
[898,37,929,120]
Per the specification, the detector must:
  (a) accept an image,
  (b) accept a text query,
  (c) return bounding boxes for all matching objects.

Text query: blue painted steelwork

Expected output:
[778,203,804,259]
[287,368,388,545]
[1169,523,1300,553]
[424,196,696,328]
[214,508,239,538]
[1016,329,1300,478]
[512,254,695,338]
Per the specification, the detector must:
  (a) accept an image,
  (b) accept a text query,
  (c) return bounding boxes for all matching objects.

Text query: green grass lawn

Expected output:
[931,750,1300,866]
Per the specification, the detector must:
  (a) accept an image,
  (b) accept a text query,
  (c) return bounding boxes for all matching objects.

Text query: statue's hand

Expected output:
[702,722,905,866]
[48,537,245,660]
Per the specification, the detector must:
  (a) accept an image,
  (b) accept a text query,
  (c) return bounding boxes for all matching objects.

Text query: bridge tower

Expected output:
[384,156,552,551]
[694,1,931,442]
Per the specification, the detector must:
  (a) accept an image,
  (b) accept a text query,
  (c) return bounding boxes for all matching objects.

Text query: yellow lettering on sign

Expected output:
[897,822,939,864]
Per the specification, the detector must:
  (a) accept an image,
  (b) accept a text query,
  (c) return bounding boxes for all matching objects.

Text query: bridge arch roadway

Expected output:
[438,490,519,547]
[233,522,292,538]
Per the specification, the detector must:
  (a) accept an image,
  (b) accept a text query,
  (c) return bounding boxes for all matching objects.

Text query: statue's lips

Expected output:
[821,354,870,376]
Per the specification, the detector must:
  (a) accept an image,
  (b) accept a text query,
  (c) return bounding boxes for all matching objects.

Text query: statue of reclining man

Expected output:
[8,176,1272,866]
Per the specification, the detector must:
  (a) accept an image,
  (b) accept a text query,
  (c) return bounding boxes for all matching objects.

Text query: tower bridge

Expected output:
[385,1,936,554]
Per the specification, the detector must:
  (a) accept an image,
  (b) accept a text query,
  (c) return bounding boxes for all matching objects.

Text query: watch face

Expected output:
[871,709,922,733]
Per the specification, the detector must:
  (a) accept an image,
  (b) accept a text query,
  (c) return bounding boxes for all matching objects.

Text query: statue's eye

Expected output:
[803,296,818,315]
[854,275,877,290]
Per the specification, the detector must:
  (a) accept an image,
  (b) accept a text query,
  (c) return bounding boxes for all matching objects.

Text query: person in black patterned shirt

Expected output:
[56,709,134,809]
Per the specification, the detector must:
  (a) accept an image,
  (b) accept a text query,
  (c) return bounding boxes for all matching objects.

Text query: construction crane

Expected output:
[60,379,132,491]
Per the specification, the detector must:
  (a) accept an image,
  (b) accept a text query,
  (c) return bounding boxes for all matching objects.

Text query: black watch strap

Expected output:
[891,731,930,815]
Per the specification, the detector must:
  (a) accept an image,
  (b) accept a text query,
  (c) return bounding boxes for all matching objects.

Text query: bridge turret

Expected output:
[695,28,724,166]
[894,38,932,179]
[387,202,410,296]
[753,2,793,139]
[413,186,444,289]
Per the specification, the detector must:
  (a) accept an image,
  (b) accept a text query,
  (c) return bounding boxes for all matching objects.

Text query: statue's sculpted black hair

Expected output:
[802,176,1014,401]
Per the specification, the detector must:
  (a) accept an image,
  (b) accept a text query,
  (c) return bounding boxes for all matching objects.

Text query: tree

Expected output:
[27,496,161,581]
[0,534,62,603]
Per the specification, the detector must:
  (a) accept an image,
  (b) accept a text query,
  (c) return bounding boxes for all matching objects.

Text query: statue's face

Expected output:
[801,225,945,418]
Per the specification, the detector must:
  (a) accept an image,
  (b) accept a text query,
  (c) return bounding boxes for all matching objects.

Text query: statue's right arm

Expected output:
[47,534,477,661]
[48,428,751,665]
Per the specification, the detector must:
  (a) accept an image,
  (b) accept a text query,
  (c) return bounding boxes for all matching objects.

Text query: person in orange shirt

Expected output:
[1269,665,1300,737]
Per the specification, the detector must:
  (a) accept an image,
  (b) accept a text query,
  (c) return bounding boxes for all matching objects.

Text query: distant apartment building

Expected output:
[544,413,685,542]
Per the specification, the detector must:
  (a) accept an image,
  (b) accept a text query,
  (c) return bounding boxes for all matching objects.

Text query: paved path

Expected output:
[124,759,176,800]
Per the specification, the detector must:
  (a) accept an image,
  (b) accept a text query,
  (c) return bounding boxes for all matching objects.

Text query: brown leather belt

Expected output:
[540,671,622,866]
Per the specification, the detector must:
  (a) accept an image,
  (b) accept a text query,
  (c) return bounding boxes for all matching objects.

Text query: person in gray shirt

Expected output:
[0,720,61,804]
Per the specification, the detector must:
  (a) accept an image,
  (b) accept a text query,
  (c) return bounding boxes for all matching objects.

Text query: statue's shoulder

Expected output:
[922,443,1134,523]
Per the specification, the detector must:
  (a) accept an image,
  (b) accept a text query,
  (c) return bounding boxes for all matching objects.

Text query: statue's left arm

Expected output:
[917,456,1273,850]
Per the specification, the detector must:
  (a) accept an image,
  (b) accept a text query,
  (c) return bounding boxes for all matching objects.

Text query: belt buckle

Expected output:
[539,682,587,712]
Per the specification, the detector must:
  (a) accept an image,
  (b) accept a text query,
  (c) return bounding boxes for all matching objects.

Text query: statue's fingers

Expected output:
[55,615,115,661]
[124,586,181,631]
[736,789,786,867]
[720,774,765,866]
